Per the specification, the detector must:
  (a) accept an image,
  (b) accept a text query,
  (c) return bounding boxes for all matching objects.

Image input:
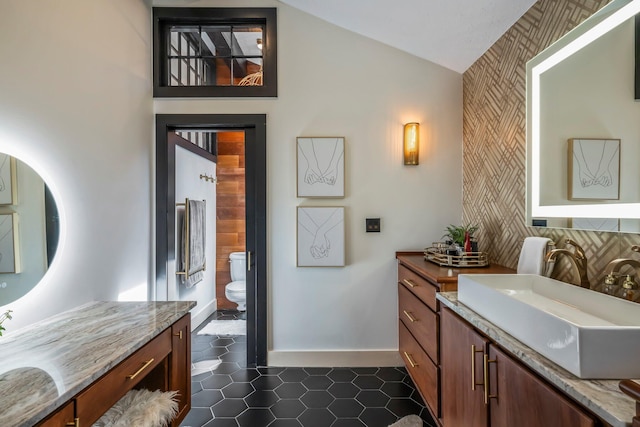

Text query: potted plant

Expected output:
[443,224,479,247]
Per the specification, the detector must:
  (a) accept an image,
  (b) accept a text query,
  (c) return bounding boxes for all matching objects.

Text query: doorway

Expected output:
[155,114,267,367]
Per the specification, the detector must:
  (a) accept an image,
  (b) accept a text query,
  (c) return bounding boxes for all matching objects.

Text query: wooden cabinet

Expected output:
[36,401,75,427]
[441,308,597,427]
[396,253,515,425]
[34,313,191,427]
[441,307,488,427]
[398,265,441,421]
[171,313,191,426]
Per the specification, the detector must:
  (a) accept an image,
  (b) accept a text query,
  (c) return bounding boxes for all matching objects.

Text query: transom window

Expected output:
[153,8,277,98]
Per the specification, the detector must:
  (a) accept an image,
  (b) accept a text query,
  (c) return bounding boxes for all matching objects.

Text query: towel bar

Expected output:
[176,198,206,279]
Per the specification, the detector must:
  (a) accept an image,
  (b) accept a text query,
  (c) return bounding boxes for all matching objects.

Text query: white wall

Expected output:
[173,145,217,328]
[155,0,463,365]
[0,0,153,330]
[0,0,463,365]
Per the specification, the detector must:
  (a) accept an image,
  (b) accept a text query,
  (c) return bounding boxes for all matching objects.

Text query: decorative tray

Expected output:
[424,246,489,268]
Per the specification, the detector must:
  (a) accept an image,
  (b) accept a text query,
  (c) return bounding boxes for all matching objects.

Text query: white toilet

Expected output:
[225,252,246,311]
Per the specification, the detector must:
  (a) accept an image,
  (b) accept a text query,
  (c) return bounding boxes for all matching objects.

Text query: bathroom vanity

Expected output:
[438,292,636,427]
[0,301,195,427]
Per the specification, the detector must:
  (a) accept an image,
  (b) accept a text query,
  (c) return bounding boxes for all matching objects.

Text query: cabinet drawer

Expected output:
[399,321,440,419]
[398,264,437,311]
[36,400,75,426]
[76,329,172,426]
[398,283,439,364]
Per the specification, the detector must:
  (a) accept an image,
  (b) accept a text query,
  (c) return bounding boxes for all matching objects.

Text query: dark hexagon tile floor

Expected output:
[181,310,436,427]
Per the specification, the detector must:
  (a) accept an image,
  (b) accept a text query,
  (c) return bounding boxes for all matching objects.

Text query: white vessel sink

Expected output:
[457,274,640,379]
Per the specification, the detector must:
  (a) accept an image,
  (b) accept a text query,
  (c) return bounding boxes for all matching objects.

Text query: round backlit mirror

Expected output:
[0,153,59,306]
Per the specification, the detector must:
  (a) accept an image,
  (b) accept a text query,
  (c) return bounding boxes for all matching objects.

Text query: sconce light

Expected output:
[403,122,420,165]
[257,38,263,50]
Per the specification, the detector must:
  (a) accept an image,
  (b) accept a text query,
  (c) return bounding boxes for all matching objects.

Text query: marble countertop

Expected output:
[437,292,636,427]
[0,301,195,427]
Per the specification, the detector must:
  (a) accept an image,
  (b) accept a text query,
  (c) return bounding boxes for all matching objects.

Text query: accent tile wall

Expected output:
[462,0,639,292]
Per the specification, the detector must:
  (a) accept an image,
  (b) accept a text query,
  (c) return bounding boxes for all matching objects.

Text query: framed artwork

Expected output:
[0,213,20,273]
[568,138,620,200]
[569,218,619,232]
[297,206,345,267]
[296,137,345,198]
[0,154,17,205]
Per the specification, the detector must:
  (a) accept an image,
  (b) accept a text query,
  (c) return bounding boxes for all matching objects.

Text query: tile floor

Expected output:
[180,310,436,427]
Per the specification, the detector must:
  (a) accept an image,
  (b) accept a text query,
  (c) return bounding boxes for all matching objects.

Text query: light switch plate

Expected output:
[366,218,381,232]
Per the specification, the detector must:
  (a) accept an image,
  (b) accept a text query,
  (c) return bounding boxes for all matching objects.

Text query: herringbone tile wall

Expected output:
[462,0,640,290]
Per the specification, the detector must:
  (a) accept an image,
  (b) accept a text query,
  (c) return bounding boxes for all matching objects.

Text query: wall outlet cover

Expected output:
[366,218,381,232]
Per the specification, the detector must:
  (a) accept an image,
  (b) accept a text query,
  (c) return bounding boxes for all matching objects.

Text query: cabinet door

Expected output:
[36,401,75,426]
[441,308,489,427]
[171,313,191,427]
[488,345,596,427]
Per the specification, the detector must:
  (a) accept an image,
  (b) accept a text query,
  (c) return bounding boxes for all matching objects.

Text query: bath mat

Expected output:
[388,415,423,427]
[197,319,246,336]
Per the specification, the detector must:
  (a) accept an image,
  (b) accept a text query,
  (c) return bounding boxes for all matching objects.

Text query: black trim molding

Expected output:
[156,114,268,367]
[635,14,639,100]
[153,7,277,98]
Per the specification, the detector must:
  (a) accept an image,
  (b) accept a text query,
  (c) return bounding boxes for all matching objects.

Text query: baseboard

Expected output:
[190,298,217,331]
[267,350,403,367]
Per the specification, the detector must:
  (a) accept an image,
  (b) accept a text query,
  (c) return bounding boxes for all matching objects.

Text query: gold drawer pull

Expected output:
[403,310,417,323]
[403,351,418,368]
[402,279,417,288]
[471,344,484,390]
[66,418,80,427]
[127,358,155,380]
[174,330,183,339]
[483,354,497,404]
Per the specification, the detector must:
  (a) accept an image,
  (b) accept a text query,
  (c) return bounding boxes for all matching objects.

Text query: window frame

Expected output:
[153,7,277,98]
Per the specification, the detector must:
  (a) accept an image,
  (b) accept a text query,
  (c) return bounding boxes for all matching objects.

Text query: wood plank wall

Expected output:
[216,131,246,310]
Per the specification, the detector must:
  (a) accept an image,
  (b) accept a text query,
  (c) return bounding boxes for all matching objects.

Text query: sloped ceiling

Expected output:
[278,0,538,73]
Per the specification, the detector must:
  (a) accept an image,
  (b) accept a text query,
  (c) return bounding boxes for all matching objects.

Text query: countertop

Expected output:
[437,292,636,427]
[0,300,196,427]
[396,252,515,289]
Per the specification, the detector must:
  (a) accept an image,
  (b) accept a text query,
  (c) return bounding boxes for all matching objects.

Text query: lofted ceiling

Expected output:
[277,0,538,73]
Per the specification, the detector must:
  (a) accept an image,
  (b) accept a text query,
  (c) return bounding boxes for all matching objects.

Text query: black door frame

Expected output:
[156,114,267,367]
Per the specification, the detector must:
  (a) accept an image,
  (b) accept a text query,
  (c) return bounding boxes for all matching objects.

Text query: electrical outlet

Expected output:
[366,218,381,232]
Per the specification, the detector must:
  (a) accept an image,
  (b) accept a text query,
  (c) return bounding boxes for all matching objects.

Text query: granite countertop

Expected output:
[0,300,195,427]
[437,292,636,427]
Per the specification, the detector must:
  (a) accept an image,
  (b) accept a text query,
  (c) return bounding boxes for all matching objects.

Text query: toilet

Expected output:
[225,252,246,311]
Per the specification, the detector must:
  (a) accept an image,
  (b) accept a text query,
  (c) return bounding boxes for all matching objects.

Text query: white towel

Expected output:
[181,199,206,288]
[517,237,553,275]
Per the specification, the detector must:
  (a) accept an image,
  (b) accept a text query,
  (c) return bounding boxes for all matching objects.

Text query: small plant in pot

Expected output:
[443,224,479,253]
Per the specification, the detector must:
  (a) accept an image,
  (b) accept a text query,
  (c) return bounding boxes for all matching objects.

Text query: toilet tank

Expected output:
[229,252,246,282]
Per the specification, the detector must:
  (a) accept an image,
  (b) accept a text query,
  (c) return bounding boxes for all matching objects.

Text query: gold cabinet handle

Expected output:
[402,279,416,288]
[174,330,183,340]
[483,354,498,404]
[127,358,155,380]
[403,310,417,323]
[471,344,484,390]
[66,418,80,427]
[403,351,418,368]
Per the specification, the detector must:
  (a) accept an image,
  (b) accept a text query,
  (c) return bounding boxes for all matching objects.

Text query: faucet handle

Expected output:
[565,239,587,260]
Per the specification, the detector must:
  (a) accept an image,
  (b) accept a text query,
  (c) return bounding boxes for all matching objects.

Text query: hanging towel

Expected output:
[517,237,553,275]
[181,199,206,288]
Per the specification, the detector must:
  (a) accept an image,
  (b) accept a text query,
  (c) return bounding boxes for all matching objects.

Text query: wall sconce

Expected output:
[257,38,263,50]
[403,122,420,165]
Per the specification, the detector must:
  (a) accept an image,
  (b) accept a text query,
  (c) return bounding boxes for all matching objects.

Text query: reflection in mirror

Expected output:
[0,154,59,306]
[527,0,640,232]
